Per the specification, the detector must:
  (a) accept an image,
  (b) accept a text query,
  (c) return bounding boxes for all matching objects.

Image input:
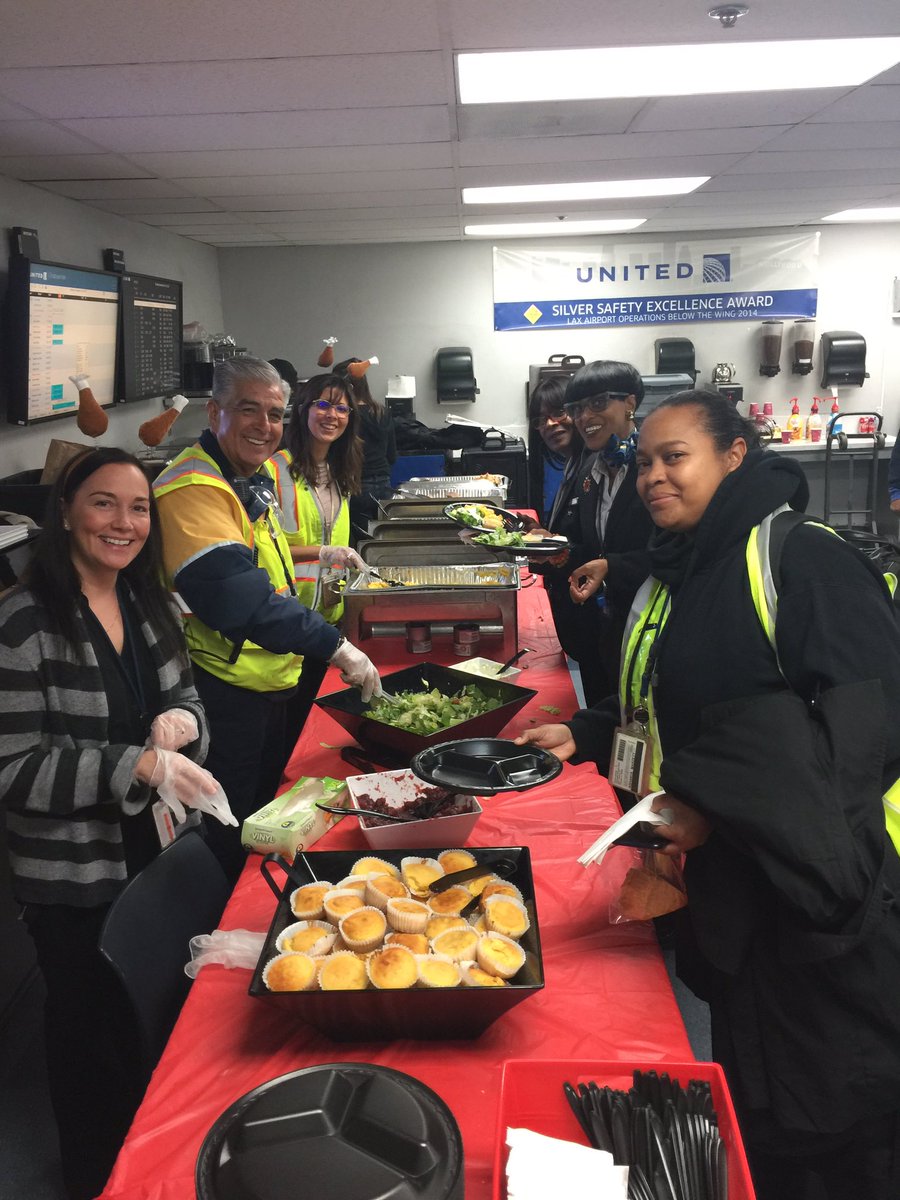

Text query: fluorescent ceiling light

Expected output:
[464,218,646,238]
[822,206,900,222]
[463,177,708,205]
[457,38,900,103]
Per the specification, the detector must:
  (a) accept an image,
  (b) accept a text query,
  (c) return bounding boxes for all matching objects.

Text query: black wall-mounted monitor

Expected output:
[5,257,120,426]
[117,271,183,402]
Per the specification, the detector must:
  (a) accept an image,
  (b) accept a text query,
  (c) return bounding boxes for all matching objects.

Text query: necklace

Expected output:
[311,464,338,543]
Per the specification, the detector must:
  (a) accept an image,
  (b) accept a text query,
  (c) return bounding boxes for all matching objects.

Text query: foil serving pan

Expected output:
[345,563,519,591]
[395,474,508,501]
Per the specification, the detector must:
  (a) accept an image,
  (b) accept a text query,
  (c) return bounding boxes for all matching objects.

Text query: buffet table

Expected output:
[100,574,693,1200]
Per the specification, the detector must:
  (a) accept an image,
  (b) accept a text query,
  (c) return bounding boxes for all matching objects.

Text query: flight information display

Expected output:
[5,258,120,426]
[117,272,183,402]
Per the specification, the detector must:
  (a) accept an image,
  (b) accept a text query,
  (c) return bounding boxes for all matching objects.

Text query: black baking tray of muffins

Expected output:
[249,846,544,1041]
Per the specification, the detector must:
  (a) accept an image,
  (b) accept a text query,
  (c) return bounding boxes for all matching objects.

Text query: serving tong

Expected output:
[562,1070,727,1200]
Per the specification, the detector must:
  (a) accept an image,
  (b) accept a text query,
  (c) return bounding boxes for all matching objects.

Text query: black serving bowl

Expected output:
[250,846,543,1041]
[315,662,536,766]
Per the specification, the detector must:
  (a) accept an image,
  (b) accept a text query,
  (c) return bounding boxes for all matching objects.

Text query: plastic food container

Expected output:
[345,768,482,850]
[449,657,523,682]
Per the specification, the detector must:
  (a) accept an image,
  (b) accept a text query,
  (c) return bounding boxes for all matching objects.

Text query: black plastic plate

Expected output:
[442,501,525,534]
[410,738,562,795]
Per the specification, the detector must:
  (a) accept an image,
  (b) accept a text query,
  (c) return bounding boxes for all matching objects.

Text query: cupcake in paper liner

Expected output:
[366,944,418,990]
[317,950,370,991]
[323,887,366,925]
[437,849,478,875]
[479,879,524,909]
[476,932,526,980]
[431,926,481,962]
[483,895,530,940]
[426,885,473,916]
[366,873,410,911]
[276,919,337,956]
[352,855,400,879]
[467,913,488,935]
[459,959,509,988]
[336,874,370,895]
[416,953,462,989]
[290,880,334,920]
[386,896,430,933]
[464,872,499,900]
[339,906,387,953]
[385,931,430,955]
[262,952,319,992]
[400,856,444,897]
[426,914,468,940]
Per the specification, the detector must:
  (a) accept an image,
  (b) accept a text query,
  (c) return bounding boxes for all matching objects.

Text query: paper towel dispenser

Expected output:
[436,346,479,403]
[819,331,868,388]
[655,338,696,380]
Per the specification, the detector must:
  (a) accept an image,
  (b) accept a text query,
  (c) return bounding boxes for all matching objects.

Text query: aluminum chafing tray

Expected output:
[394,474,508,501]
[357,540,498,567]
[368,518,462,541]
[346,563,519,592]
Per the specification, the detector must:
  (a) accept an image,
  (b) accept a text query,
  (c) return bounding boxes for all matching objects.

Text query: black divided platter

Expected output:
[196,1063,464,1200]
[442,501,525,534]
[410,738,562,795]
[249,846,543,1041]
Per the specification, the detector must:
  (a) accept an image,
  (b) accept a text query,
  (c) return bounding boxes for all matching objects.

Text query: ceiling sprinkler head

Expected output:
[708,4,748,28]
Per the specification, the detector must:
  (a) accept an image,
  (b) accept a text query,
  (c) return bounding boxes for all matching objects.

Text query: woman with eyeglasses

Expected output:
[542,360,654,705]
[265,373,365,757]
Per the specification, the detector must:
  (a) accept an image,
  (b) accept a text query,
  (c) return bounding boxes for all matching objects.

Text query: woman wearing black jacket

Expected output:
[520,391,900,1200]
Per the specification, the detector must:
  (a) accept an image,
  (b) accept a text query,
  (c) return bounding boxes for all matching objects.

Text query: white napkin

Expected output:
[578,791,673,868]
[506,1127,628,1200]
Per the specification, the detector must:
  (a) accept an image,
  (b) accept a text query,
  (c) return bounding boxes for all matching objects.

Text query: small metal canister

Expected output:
[453,622,480,657]
[406,622,432,654]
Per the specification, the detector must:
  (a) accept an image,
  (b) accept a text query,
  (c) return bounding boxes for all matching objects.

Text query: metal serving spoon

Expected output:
[314,801,413,824]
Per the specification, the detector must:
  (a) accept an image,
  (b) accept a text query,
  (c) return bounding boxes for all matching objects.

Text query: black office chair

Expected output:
[98,831,230,1077]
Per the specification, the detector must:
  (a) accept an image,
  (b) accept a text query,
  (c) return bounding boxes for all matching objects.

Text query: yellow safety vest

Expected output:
[153,445,303,693]
[263,451,349,624]
[620,512,900,851]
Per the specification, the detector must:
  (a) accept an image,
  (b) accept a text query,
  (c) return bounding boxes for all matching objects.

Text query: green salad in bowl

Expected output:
[367,684,502,735]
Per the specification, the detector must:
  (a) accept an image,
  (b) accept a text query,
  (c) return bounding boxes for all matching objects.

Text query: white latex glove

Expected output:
[329,639,383,703]
[150,708,199,751]
[148,746,238,828]
[318,544,366,571]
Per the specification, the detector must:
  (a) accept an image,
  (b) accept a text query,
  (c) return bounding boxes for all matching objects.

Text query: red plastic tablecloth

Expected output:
[100,575,692,1200]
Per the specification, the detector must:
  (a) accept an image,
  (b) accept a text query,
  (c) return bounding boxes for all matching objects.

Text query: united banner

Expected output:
[492,232,819,331]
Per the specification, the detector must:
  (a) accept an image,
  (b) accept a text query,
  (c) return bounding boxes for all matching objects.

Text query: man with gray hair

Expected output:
[154,356,380,880]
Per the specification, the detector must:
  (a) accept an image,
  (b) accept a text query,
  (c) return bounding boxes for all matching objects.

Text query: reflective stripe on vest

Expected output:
[154,446,302,692]
[745,511,900,856]
[619,577,671,793]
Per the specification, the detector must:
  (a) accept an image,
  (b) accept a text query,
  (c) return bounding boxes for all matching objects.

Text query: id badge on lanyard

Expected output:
[610,708,654,797]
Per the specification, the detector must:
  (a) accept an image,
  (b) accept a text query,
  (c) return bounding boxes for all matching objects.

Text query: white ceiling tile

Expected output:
[127,143,453,179]
[458,99,645,140]
[0,0,440,67]
[704,168,900,191]
[808,84,900,122]
[175,170,456,198]
[136,211,246,226]
[764,122,900,152]
[727,148,900,174]
[0,53,447,119]
[631,89,852,133]
[88,196,222,215]
[59,107,451,153]
[0,93,41,119]
[457,155,739,188]
[213,204,459,223]
[0,119,105,156]
[0,153,152,180]
[36,177,190,199]
[209,189,458,210]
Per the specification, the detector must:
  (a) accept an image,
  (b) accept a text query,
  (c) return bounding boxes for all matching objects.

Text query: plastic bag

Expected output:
[184,928,266,978]
[610,848,687,924]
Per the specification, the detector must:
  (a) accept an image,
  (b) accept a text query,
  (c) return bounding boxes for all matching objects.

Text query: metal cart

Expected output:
[822,412,900,570]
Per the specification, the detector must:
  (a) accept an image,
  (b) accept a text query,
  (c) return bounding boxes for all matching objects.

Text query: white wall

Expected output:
[0,174,224,479]
[218,224,900,438]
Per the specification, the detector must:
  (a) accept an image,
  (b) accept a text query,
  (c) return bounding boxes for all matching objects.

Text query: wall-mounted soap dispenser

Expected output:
[790,318,816,375]
[759,320,783,377]
[819,331,868,388]
[655,338,696,381]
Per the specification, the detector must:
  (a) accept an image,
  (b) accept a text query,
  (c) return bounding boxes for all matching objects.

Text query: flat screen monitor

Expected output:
[637,373,695,424]
[117,271,183,402]
[5,257,120,426]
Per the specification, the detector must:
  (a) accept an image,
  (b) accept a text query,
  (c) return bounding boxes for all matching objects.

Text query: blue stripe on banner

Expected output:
[494,288,818,331]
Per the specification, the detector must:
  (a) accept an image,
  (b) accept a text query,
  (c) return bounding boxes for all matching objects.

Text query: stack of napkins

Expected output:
[505,1128,628,1199]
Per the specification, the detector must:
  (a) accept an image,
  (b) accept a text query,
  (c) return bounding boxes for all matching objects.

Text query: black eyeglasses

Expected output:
[311,399,351,416]
[564,392,629,419]
[533,408,572,430]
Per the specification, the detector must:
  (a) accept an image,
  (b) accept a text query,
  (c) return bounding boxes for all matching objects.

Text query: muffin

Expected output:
[437,849,478,875]
[323,888,365,925]
[339,906,387,953]
[400,857,444,897]
[432,926,481,962]
[427,886,474,916]
[290,881,333,920]
[483,895,530,940]
[275,919,337,957]
[262,952,318,992]
[416,955,462,989]
[336,875,370,895]
[479,880,524,908]
[352,856,399,879]
[385,932,430,955]
[318,951,369,991]
[386,897,430,933]
[365,873,410,910]
[366,945,418,990]
[460,960,509,988]
[476,933,526,980]
[425,915,468,940]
